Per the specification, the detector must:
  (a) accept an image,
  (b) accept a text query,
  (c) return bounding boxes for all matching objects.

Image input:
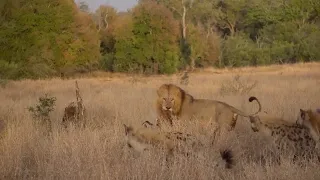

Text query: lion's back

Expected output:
[180,99,233,120]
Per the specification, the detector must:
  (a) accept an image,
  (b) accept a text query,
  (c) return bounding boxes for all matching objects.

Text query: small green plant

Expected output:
[28,94,57,123]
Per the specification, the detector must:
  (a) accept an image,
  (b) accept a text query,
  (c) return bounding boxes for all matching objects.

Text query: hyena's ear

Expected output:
[123,124,132,135]
[316,108,320,114]
[142,121,154,128]
[300,109,306,119]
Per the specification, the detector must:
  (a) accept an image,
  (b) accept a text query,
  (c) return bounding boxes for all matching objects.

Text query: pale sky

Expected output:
[76,0,139,12]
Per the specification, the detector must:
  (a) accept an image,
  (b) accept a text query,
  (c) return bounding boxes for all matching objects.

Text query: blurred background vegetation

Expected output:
[0,0,319,79]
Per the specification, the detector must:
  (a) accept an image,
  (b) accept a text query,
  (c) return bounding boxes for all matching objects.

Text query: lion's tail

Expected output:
[219,149,234,169]
[229,96,262,117]
[199,148,235,169]
[248,96,262,115]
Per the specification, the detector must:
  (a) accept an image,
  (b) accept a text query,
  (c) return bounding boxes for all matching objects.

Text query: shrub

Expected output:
[28,94,57,133]
[221,33,256,67]
[259,22,320,63]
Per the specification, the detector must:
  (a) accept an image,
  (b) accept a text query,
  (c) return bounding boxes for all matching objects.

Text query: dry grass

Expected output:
[0,63,320,180]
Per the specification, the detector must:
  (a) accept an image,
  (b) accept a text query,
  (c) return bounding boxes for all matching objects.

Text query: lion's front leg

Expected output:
[200,117,220,144]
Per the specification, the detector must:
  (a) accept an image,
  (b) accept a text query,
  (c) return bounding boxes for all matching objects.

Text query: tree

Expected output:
[187,23,220,68]
[93,5,118,33]
[143,0,193,39]
[93,5,118,54]
[100,12,131,71]
[142,0,196,69]
[113,1,181,74]
[0,0,100,79]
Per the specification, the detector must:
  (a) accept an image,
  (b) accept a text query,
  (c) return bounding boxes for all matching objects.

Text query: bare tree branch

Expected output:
[169,6,182,16]
[104,13,109,30]
[182,5,187,39]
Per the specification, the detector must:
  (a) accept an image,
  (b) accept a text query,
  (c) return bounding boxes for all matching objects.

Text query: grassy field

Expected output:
[0,62,320,180]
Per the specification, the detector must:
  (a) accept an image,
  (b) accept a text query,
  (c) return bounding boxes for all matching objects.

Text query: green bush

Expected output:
[28,93,57,133]
[0,0,100,79]
[100,53,115,72]
[113,1,181,74]
[0,60,19,79]
[28,94,57,122]
[294,24,320,61]
[259,22,320,63]
[221,33,256,67]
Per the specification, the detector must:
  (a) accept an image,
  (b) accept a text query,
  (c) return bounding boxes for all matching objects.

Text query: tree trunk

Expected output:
[190,58,195,71]
[226,20,235,36]
[182,5,187,39]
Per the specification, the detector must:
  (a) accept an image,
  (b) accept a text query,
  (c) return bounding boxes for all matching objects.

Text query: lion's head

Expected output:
[156,84,192,116]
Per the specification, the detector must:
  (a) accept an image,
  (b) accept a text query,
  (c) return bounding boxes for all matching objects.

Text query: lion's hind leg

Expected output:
[228,113,238,131]
[210,112,223,143]
[211,122,221,144]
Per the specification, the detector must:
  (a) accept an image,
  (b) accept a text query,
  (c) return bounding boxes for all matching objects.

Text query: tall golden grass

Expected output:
[0,62,320,179]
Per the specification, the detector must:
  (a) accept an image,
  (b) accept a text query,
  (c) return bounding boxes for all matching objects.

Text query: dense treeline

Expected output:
[0,0,319,79]
[0,0,100,79]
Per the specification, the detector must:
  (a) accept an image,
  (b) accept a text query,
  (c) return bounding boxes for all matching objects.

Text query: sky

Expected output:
[76,0,139,12]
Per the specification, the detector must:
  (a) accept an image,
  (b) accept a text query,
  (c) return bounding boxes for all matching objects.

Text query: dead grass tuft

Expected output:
[219,74,258,96]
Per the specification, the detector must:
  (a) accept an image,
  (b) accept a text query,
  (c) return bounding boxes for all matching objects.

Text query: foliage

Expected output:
[259,22,320,63]
[93,5,118,56]
[221,33,256,67]
[0,0,320,78]
[187,23,220,68]
[28,94,57,122]
[218,0,320,67]
[113,1,181,74]
[0,0,100,79]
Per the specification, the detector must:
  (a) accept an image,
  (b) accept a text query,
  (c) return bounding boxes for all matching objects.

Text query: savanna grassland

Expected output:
[0,63,320,180]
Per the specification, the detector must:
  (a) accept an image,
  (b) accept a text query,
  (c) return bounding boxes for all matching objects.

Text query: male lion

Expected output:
[151,83,262,139]
[123,123,235,169]
[296,108,320,149]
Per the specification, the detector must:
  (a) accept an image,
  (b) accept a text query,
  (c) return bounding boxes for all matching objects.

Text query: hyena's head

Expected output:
[123,124,148,153]
[249,115,261,132]
[296,109,314,129]
[123,124,133,136]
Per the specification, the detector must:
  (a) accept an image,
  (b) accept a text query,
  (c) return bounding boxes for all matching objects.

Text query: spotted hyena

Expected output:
[123,124,235,169]
[249,114,319,161]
